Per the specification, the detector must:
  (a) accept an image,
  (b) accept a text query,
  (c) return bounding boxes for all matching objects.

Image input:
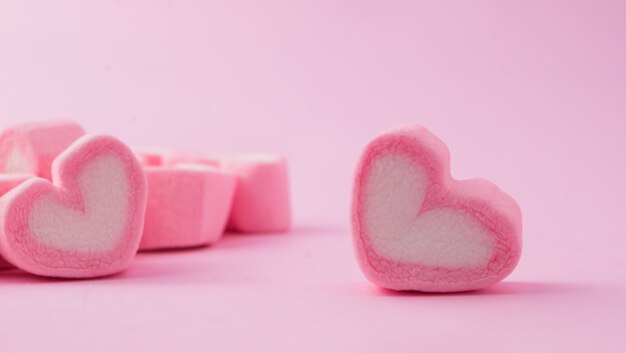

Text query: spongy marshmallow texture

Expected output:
[0,134,147,278]
[352,125,522,292]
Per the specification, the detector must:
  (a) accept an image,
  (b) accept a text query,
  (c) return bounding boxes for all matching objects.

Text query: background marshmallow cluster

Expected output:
[0,120,291,277]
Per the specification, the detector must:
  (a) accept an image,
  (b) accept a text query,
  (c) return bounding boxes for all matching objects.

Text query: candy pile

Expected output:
[0,121,291,278]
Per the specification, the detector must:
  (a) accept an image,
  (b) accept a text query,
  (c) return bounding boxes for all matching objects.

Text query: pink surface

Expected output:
[0,135,147,278]
[353,125,522,291]
[0,0,625,352]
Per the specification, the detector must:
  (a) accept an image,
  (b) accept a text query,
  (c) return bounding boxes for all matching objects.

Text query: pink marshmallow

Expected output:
[162,153,220,168]
[163,154,291,233]
[0,135,147,278]
[0,174,33,270]
[352,125,522,292]
[133,147,172,167]
[0,120,85,180]
[139,164,236,250]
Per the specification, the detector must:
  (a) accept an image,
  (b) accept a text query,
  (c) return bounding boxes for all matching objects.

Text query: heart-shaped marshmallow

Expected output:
[0,120,85,180]
[140,164,236,250]
[352,125,522,292]
[0,135,147,278]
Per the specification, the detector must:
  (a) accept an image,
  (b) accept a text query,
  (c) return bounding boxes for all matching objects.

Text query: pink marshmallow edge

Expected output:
[0,174,34,270]
[133,147,175,167]
[351,125,522,292]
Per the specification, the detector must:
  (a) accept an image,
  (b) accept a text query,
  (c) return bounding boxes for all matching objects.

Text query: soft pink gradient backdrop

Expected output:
[1,1,625,352]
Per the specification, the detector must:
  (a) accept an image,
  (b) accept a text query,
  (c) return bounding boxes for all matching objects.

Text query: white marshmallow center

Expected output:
[363,153,494,268]
[30,155,130,252]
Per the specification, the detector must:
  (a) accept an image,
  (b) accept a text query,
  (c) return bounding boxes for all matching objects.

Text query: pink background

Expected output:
[1,1,625,352]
